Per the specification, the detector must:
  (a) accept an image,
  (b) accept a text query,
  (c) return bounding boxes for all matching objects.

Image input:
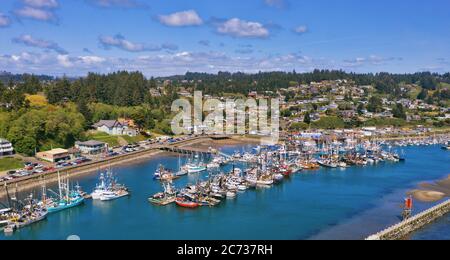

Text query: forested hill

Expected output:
[0,71,54,83]
[158,70,450,95]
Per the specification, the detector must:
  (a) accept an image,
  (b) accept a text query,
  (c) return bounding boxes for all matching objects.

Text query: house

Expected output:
[75,140,107,155]
[93,120,138,136]
[36,148,70,163]
[0,138,14,157]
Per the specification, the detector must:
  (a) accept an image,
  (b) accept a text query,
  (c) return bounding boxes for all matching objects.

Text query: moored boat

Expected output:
[175,197,199,208]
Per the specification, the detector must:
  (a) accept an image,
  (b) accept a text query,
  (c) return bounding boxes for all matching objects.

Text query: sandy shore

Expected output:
[408,174,450,202]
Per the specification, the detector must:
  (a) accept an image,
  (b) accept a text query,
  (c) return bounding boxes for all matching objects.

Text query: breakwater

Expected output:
[366,199,450,240]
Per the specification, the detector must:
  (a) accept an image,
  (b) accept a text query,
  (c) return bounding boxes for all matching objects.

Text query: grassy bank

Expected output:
[87,132,148,147]
[0,157,23,172]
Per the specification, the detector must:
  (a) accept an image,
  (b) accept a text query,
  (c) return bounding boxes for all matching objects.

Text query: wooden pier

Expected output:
[158,145,218,156]
[366,199,450,240]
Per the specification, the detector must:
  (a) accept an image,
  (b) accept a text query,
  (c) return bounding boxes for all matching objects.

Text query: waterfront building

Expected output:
[75,140,107,155]
[36,148,70,163]
[92,120,138,136]
[0,138,14,156]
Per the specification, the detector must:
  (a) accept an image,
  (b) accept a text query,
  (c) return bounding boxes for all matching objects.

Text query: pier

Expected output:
[366,199,450,240]
[158,145,217,156]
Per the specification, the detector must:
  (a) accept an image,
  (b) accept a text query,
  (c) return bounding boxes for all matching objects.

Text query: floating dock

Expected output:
[366,199,450,240]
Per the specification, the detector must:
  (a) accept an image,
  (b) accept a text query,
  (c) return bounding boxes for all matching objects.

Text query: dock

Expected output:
[366,199,450,240]
[158,145,217,156]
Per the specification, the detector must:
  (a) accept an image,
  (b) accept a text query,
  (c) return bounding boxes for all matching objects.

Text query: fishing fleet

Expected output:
[147,138,422,209]
[1,135,448,235]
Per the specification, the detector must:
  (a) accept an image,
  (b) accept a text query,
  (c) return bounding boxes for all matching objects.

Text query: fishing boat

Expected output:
[154,165,180,181]
[99,189,129,201]
[226,191,237,198]
[0,208,12,228]
[149,181,177,206]
[317,159,338,168]
[7,194,48,231]
[91,170,130,201]
[186,163,207,174]
[175,197,199,208]
[273,173,284,183]
[44,173,85,213]
[91,173,108,200]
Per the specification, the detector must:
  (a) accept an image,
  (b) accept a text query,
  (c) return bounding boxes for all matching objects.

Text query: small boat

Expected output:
[154,165,180,181]
[186,163,207,174]
[237,184,248,191]
[273,173,284,183]
[318,160,338,168]
[226,191,237,199]
[175,197,199,208]
[3,225,14,235]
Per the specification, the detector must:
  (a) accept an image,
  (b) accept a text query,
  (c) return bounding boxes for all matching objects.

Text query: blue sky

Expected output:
[0,0,449,77]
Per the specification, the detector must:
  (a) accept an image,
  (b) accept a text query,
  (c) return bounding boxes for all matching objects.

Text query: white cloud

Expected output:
[78,56,106,64]
[0,49,409,77]
[14,6,56,21]
[0,13,11,27]
[157,10,203,27]
[87,0,145,8]
[57,55,73,67]
[294,25,308,34]
[99,34,178,52]
[343,55,403,67]
[216,18,269,38]
[13,34,67,54]
[22,0,59,8]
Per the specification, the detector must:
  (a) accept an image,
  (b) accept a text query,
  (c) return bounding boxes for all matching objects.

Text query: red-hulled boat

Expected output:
[175,198,199,208]
[278,165,292,176]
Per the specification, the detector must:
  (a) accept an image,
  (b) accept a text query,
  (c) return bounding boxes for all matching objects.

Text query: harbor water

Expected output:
[1,144,449,240]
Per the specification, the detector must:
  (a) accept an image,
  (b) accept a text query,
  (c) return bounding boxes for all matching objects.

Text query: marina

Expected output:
[0,139,449,240]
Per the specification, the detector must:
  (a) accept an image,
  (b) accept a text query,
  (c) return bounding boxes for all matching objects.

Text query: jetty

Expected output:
[366,199,450,240]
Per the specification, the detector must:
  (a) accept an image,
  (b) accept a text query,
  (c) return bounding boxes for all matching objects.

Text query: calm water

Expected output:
[1,144,449,240]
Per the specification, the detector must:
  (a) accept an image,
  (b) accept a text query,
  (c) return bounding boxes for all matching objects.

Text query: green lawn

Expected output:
[120,134,147,144]
[87,132,148,147]
[87,132,120,147]
[0,157,23,172]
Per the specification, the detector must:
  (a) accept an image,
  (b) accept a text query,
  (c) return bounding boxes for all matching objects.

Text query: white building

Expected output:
[93,120,138,136]
[75,140,107,155]
[0,138,14,156]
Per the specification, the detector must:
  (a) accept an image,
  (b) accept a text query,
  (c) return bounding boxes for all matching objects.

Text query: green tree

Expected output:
[367,96,383,113]
[311,116,345,129]
[304,112,311,124]
[392,103,406,120]
[289,122,309,131]
[417,89,428,100]
[15,136,37,156]
[357,103,365,115]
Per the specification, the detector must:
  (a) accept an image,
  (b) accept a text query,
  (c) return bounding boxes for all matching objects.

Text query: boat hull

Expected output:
[47,197,85,213]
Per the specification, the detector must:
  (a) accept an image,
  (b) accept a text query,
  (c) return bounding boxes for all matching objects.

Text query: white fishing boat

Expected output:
[226,191,237,198]
[99,190,129,201]
[186,163,207,174]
